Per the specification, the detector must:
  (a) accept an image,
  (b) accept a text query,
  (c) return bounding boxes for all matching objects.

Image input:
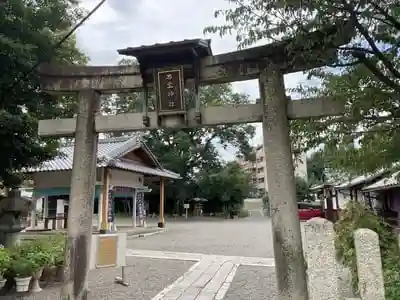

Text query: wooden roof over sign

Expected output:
[118,39,213,71]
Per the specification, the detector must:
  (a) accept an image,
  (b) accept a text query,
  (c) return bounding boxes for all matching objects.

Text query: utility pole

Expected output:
[61,91,100,299]
[260,67,309,300]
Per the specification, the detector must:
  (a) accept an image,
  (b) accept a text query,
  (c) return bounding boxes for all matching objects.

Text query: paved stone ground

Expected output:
[6,217,355,299]
[224,266,277,300]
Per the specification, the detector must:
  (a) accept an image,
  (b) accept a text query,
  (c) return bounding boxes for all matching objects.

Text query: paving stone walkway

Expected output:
[125,249,276,300]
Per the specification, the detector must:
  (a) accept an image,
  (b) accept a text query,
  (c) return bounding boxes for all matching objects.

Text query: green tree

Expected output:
[292,63,400,175]
[0,0,87,187]
[205,0,399,175]
[295,176,311,202]
[197,162,252,215]
[306,151,327,185]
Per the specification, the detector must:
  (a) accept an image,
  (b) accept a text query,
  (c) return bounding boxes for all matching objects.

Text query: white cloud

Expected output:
[75,0,315,161]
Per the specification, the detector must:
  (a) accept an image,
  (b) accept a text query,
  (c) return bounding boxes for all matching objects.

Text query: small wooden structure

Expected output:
[189,198,208,216]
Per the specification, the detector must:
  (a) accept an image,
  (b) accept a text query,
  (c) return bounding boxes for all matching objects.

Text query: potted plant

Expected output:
[23,238,56,292]
[40,235,65,283]
[11,257,34,292]
[0,246,11,289]
[29,250,53,292]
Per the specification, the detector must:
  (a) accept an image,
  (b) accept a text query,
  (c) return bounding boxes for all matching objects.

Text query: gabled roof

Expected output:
[334,170,388,190]
[363,171,400,192]
[24,136,180,179]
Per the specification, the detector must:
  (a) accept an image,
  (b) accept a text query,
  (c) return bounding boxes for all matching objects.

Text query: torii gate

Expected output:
[37,25,349,300]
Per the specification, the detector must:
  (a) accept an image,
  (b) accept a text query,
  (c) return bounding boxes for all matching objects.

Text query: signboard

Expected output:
[107,187,115,223]
[96,236,117,268]
[184,204,190,209]
[156,67,184,112]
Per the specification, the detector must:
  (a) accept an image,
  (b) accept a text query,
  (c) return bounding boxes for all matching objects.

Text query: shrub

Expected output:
[0,247,11,279]
[11,257,34,278]
[334,201,400,298]
[238,209,249,218]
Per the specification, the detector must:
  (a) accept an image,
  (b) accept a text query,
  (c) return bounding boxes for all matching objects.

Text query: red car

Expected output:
[297,202,324,221]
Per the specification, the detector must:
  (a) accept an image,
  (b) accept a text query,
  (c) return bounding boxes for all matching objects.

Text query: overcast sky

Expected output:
[75,0,313,160]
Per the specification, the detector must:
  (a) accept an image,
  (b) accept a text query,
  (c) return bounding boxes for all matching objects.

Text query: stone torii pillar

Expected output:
[260,66,308,299]
[37,64,141,300]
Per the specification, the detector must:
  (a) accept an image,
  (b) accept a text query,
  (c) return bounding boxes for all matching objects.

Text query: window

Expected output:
[257,167,264,173]
[258,177,265,183]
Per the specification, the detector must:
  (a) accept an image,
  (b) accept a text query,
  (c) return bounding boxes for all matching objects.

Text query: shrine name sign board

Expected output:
[90,233,127,270]
[156,67,184,113]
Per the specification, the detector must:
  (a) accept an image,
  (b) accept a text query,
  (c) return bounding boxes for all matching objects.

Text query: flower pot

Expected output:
[15,276,32,292]
[30,269,43,292]
[0,278,6,290]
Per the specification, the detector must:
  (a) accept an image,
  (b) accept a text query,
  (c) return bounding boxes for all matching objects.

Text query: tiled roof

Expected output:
[363,171,400,191]
[110,159,181,180]
[118,39,212,57]
[24,135,180,179]
[334,170,388,189]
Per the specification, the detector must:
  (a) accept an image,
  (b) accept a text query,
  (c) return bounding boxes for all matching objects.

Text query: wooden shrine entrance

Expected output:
[36,25,351,299]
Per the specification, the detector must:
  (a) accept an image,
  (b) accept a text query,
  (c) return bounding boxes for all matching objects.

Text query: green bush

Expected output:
[0,247,11,279]
[334,201,400,298]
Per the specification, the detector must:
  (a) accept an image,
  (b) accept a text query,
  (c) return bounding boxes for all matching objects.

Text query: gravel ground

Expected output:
[1,257,194,300]
[129,218,275,258]
[224,265,278,300]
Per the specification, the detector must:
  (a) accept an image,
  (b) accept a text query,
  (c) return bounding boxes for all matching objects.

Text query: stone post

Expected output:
[354,228,385,300]
[260,67,308,300]
[61,91,100,300]
[304,218,340,300]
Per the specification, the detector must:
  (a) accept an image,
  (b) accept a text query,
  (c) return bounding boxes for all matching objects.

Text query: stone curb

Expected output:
[127,228,167,239]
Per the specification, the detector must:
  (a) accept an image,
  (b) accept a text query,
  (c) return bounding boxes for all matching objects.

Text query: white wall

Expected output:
[109,169,144,188]
[32,168,144,189]
[32,170,74,189]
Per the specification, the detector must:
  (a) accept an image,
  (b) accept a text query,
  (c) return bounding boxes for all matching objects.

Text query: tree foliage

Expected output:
[306,151,327,185]
[0,0,87,186]
[295,176,311,202]
[205,0,399,175]
[197,162,252,214]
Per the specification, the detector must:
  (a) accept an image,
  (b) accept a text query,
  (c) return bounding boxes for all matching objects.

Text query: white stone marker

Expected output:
[304,217,341,300]
[354,228,385,300]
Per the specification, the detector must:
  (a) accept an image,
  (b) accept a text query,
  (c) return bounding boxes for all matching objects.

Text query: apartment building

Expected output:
[238,144,308,197]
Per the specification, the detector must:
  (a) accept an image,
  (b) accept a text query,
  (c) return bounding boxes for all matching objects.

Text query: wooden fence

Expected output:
[304,217,385,300]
